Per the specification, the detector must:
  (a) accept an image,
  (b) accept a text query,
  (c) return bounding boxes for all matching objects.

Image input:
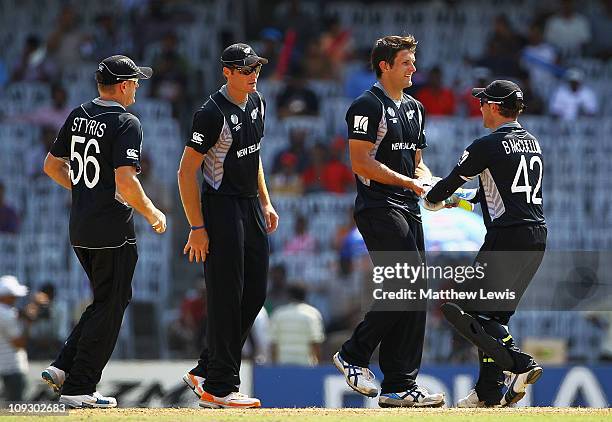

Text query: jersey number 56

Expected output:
[70,135,101,188]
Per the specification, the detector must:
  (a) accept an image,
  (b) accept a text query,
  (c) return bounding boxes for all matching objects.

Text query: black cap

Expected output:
[472,80,524,107]
[95,55,153,85]
[221,43,268,67]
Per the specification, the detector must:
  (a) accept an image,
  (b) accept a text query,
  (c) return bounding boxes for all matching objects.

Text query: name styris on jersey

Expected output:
[71,117,106,137]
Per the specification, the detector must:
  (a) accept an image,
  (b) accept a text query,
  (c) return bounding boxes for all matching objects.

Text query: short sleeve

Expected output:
[113,114,142,171]
[454,139,489,179]
[49,115,72,158]
[0,307,20,340]
[345,95,382,143]
[186,108,223,154]
[257,92,266,133]
[307,308,325,343]
[416,101,427,149]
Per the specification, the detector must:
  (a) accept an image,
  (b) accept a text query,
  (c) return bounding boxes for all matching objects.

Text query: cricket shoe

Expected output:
[59,392,117,408]
[182,373,205,398]
[456,389,487,408]
[500,366,543,406]
[199,391,261,408]
[332,352,378,397]
[41,366,65,394]
[379,385,445,408]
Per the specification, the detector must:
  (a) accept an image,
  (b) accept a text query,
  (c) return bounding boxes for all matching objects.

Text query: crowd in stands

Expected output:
[0,0,611,375]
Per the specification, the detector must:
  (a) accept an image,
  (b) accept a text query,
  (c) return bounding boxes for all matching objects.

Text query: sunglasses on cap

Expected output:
[479,98,503,106]
[231,63,262,75]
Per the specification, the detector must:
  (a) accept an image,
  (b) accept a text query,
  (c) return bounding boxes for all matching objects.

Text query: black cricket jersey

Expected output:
[186,85,265,198]
[454,122,545,228]
[50,98,142,248]
[346,83,427,217]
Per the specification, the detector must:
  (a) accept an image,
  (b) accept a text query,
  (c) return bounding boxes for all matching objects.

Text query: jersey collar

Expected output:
[220,84,248,111]
[493,120,521,132]
[373,82,402,108]
[92,97,126,110]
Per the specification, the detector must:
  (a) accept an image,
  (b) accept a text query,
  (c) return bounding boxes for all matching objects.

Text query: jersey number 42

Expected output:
[511,154,542,205]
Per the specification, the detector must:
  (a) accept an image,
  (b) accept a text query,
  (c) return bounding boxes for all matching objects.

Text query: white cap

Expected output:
[0,275,28,297]
[565,68,584,82]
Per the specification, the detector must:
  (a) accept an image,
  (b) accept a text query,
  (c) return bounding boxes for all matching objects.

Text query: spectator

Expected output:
[81,14,133,62]
[26,283,69,360]
[270,284,325,365]
[416,65,456,116]
[476,14,524,78]
[302,140,354,193]
[518,74,545,115]
[139,153,173,212]
[459,67,492,117]
[0,182,19,234]
[588,0,612,59]
[256,28,283,80]
[284,214,316,255]
[265,264,289,312]
[25,126,57,180]
[150,31,190,117]
[46,6,88,70]
[521,24,559,99]
[168,283,206,356]
[544,0,591,57]
[270,152,304,196]
[319,15,354,79]
[276,72,320,119]
[10,34,56,83]
[344,48,377,100]
[272,127,311,173]
[271,0,319,79]
[10,84,70,131]
[302,38,334,80]
[549,68,598,120]
[0,276,29,401]
[242,308,271,364]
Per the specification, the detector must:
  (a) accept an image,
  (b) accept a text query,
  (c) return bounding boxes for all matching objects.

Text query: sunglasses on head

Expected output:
[232,63,262,75]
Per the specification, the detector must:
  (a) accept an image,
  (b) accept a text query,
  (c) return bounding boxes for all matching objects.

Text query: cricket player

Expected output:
[426,80,546,407]
[178,43,277,408]
[332,35,445,408]
[42,55,166,408]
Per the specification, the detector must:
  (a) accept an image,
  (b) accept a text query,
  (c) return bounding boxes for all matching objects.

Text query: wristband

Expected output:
[190,225,206,231]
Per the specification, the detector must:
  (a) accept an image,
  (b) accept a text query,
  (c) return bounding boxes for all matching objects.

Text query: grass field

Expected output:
[0,408,610,422]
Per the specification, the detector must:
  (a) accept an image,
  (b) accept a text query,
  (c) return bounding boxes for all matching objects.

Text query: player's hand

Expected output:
[404,178,425,197]
[184,228,210,263]
[148,209,167,234]
[262,203,279,233]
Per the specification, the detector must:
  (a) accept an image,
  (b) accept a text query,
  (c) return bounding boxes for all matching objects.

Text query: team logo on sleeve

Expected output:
[126,149,139,159]
[458,150,469,165]
[191,132,204,145]
[353,116,368,134]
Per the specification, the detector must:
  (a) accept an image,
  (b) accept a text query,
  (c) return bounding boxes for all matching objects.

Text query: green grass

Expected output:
[0,408,610,422]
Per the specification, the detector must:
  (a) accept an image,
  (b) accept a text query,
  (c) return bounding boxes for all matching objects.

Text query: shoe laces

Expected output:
[361,367,375,381]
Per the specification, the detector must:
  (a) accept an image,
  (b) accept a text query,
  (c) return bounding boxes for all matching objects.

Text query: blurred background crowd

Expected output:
[1,0,612,400]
